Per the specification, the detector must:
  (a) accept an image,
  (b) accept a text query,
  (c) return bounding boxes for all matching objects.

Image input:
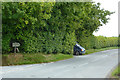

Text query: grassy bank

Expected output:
[111,64,120,78]
[2,47,118,66]
[85,47,118,55]
[2,53,73,66]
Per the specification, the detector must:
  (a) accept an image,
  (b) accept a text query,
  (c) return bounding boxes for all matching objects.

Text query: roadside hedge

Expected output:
[2,2,116,54]
[77,35,118,50]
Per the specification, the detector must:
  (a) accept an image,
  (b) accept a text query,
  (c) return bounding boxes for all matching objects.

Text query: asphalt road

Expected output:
[2,49,119,78]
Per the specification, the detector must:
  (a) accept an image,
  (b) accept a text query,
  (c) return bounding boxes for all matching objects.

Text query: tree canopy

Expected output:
[2,2,115,54]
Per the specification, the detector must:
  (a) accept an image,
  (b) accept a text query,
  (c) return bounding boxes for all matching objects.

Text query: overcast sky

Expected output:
[93,0,119,37]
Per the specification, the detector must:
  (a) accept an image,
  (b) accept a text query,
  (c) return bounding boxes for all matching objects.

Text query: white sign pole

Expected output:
[12,42,20,55]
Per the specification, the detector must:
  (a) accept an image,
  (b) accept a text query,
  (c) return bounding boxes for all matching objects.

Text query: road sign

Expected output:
[12,42,20,47]
[12,42,20,54]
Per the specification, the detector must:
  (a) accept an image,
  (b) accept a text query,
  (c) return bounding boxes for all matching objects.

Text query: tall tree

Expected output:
[2,2,114,54]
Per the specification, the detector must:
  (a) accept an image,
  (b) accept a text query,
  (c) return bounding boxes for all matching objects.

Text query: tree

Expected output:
[2,2,114,54]
[2,2,55,53]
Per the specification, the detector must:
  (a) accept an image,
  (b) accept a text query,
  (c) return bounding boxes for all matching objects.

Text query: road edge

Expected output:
[106,64,118,78]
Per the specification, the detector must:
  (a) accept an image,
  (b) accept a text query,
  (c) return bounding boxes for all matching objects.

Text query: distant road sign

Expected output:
[12,42,20,47]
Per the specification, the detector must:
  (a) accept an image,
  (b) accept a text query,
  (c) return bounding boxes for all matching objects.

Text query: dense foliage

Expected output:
[79,35,118,49]
[2,2,117,54]
[118,35,120,47]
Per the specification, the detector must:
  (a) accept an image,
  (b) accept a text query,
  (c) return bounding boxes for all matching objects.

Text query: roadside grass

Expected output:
[85,47,118,55]
[2,53,73,66]
[111,64,120,78]
[2,47,118,66]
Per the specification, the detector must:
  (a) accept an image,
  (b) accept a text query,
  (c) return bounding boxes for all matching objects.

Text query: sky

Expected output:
[93,0,119,37]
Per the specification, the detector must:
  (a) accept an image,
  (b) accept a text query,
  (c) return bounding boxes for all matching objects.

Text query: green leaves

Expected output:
[2,2,114,54]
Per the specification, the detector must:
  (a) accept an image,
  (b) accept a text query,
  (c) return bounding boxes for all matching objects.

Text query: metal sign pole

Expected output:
[14,46,16,56]
[16,48,19,53]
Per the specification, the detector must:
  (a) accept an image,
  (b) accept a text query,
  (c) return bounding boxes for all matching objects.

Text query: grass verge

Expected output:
[2,47,118,66]
[2,53,73,66]
[85,47,118,55]
[111,64,120,78]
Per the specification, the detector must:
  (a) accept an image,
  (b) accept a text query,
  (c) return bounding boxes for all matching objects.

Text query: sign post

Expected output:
[12,42,20,55]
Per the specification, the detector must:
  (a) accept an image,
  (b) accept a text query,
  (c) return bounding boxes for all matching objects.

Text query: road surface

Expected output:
[1,49,119,78]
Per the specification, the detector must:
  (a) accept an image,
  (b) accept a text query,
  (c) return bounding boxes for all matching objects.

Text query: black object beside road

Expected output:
[73,43,85,55]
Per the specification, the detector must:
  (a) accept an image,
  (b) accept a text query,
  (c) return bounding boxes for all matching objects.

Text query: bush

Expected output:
[2,2,114,54]
[79,36,118,49]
